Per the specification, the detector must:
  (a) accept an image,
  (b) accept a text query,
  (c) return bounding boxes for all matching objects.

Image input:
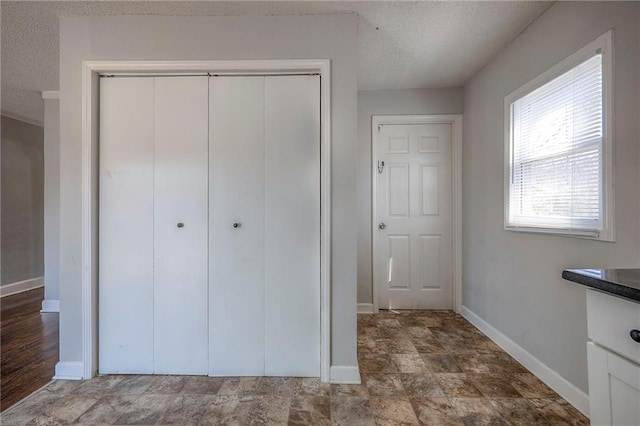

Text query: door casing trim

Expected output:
[80,60,331,381]
[371,114,462,313]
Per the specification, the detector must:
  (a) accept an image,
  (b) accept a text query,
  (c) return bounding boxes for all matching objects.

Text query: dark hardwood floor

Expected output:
[1,287,58,411]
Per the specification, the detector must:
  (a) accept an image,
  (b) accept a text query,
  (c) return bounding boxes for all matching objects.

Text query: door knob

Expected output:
[379,223,386,230]
[233,223,241,229]
[177,223,184,228]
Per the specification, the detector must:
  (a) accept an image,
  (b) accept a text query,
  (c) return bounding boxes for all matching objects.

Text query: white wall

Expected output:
[59,14,358,372]
[357,88,463,304]
[462,0,640,395]
[43,98,60,307]
[1,115,44,288]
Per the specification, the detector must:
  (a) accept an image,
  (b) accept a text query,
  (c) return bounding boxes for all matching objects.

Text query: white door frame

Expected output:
[80,59,331,381]
[371,115,462,313]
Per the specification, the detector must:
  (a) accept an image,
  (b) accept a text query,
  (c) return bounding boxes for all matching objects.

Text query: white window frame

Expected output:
[504,30,615,241]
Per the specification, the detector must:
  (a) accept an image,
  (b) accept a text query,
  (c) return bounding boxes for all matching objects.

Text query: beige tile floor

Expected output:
[0,310,589,425]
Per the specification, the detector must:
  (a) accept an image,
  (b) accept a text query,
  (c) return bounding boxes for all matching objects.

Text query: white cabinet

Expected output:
[586,290,640,426]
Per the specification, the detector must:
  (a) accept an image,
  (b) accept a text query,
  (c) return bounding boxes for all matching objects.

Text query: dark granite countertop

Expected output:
[562,268,640,303]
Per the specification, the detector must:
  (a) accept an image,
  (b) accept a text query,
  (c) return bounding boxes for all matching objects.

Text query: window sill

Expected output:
[504,225,615,242]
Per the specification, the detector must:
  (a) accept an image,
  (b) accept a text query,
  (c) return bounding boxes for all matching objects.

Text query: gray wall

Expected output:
[357,88,463,303]
[59,14,358,370]
[1,115,44,286]
[43,99,60,302]
[462,1,640,393]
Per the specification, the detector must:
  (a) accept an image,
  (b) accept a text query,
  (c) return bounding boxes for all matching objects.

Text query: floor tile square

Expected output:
[145,375,188,394]
[330,395,375,426]
[363,374,406,397]
[370,397,420,426]
[28,394,99,425]
[359,353,399,374]
[412,337,447,354]
[435,373,483,398]
[158,394,215,425]
[330,384,369,398]
[410,397,464,426]
[421,354,462,373]
[450,398,508,426]
[288,395,331,425]
[467,374,523,398]
[390,354,431,373]
[527,398,589,425]
[489,398,548,425]
[75,394,140,425]
[509,373,558,398]
[181,376,226,395]
[113,394,175,425]
[400,374,445,397]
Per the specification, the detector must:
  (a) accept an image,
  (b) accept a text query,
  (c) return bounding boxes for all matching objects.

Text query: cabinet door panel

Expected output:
[588,342,640,426]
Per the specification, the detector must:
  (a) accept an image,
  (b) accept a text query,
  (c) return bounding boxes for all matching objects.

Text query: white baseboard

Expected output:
[460,306,589,417]
[357,303,374,313]
[330,365,361,384]
[41,299,60,313]
[0,277,44,298]
[1,110,43,127]
[53,362,84,380]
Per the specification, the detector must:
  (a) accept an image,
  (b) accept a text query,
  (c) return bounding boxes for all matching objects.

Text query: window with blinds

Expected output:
[504,31,613,240]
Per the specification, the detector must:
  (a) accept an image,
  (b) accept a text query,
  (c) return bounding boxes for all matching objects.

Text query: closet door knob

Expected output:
[631,330,640,343]
[177,223,184,228]
[233,223,241,229]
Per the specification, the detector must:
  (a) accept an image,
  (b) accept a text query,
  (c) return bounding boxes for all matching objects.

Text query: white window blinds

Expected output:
[508,53,604,235]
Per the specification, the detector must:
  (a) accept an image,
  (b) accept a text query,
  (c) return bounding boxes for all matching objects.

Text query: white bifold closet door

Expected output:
[100,74,319,377]
[99,76,208,375]
[209,75,321,377]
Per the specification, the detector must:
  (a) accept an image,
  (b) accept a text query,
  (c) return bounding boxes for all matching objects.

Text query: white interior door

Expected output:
[209,75,320,377]
[209,76,266,376]
[99,77,155,374]
[100,76,208,374]
[153,76,209,374]
[374,122,453,309]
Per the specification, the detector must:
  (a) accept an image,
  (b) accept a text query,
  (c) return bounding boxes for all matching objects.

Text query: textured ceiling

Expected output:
[1,1,553,123]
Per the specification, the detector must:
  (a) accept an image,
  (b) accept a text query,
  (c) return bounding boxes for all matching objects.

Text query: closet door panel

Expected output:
[209,77,266,376]
[264,76,321,376]
[154,76,209,374]
[99,77,155,374]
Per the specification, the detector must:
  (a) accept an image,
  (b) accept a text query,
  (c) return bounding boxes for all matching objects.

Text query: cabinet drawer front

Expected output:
[587,289,640,363]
